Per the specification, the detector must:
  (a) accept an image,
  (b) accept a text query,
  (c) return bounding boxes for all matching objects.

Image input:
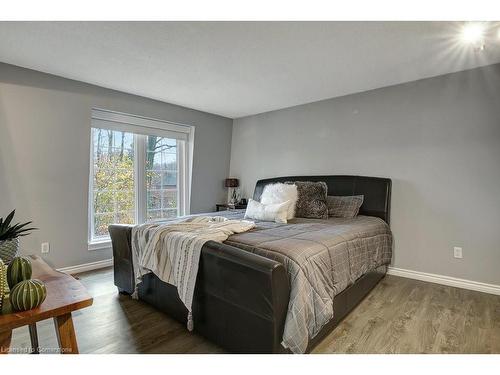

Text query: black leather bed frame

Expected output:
[109,175,392,353]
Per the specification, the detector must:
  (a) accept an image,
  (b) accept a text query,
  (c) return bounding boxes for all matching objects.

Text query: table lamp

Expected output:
[225,178,239,205]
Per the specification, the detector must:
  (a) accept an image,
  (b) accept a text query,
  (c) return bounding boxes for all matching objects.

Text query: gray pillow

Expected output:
[287,181,328,219]
[327,195,364,218]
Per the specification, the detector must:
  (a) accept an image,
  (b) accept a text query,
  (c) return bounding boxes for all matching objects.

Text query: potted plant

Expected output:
[0,210,37,264]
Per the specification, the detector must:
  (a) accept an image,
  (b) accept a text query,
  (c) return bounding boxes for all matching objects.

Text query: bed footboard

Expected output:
[108,224,290,353]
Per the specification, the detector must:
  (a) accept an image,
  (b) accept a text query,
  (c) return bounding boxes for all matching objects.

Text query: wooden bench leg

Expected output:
[53,313,79,354]
[0,330,12,354]
[29,323,39,354]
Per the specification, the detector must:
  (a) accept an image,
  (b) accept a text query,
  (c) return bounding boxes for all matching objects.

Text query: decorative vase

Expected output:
[10,279,47,311]
[0,238,20,264]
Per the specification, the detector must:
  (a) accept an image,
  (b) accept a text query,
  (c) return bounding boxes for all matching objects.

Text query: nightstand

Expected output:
[216,203,248,212]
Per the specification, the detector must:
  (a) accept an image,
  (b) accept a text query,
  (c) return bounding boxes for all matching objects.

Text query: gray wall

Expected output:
[0,63,232,268]
[230,63,500,285]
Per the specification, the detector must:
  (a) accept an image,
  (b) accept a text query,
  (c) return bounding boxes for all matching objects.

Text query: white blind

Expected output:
[91,108,192,141]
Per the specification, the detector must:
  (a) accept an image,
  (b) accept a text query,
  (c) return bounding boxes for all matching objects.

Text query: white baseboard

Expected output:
[57,258,113,275]
[387,266,500,296]
[55,259,500,296]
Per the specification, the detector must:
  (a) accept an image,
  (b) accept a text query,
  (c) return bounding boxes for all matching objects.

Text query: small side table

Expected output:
[0,255,93,354]
[216,203,248,212]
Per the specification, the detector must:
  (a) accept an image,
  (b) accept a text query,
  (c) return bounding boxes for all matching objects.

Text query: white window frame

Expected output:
[88,108,195,250]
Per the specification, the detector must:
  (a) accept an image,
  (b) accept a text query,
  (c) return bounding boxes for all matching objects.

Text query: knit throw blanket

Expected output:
[131,216,255,330]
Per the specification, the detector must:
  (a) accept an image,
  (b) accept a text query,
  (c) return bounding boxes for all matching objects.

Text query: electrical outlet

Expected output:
[41,242,50,254]
[453,246,463,259]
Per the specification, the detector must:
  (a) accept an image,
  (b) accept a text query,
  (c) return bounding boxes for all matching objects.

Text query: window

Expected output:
[91,129,136,240]
[88,109,194,248]
[146,136,179,221]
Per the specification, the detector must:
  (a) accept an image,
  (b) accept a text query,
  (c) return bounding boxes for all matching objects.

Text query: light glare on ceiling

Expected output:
[461,23,485,44]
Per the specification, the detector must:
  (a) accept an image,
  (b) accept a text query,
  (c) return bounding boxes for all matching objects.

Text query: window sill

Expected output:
[88,240,112,251]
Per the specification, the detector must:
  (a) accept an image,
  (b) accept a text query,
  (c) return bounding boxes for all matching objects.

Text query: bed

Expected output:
[109,175,392,353]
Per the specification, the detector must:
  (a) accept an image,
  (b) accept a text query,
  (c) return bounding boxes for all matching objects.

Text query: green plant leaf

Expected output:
[0,211,37,241]
[2,210,15,229]
[13,227,37,235]
[10,221,33,232]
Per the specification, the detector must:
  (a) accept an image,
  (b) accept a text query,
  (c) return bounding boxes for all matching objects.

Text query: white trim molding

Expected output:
[387,266,500,296]
[57,258,113,275]
[55,260,500,295]
[88,240,112,251]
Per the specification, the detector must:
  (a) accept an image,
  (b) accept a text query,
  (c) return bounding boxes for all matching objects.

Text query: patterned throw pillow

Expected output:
[287,181,328,219]
[326,195,364,218]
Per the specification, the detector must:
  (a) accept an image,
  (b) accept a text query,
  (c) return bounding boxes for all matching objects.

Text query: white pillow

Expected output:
[260,183,298,220]
[244,199,290,224]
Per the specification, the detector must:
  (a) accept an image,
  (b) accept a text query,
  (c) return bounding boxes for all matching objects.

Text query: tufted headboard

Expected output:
[253,175,392,224]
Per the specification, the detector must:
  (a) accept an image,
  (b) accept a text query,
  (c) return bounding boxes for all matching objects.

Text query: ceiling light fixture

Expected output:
[461,22,486,51]
[461,23,485,43]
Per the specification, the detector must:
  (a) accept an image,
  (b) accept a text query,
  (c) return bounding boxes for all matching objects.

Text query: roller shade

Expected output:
[91,108,192,141]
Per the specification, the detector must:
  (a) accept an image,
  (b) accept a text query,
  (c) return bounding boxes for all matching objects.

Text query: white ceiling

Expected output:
[1,21,500,118]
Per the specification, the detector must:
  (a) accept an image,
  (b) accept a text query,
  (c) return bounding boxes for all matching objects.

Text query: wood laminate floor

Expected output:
[9,267,500,354]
